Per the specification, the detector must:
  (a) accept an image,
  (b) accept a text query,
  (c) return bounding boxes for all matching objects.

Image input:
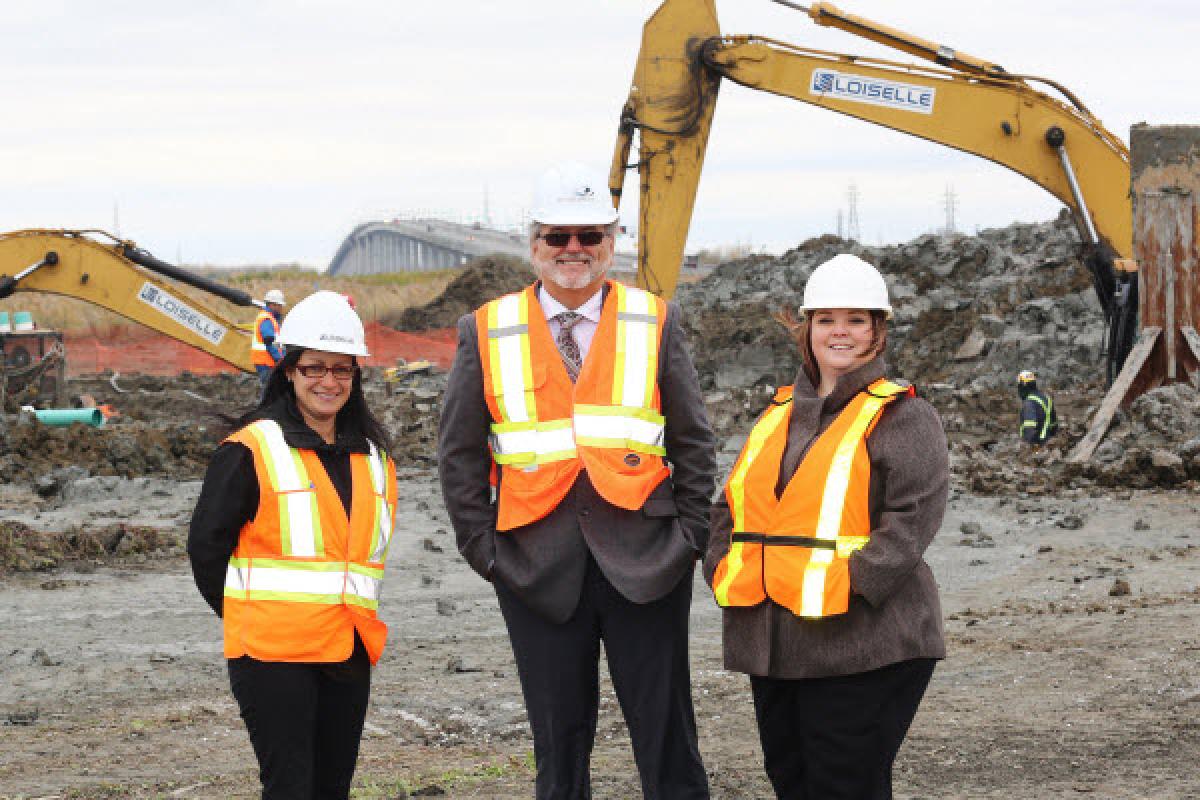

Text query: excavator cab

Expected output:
[0,317,65,408]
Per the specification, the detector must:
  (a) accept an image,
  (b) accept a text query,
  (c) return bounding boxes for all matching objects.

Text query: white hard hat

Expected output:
[278,291,369,357]
[264,289,285,305]
[801,254,892,318]
[531,162,619,226]
[1017,370,1037,384]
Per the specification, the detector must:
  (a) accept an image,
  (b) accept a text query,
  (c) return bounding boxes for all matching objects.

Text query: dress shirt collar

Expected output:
[538,283,604,323]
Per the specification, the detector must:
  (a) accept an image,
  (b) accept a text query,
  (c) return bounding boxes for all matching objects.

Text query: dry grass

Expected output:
[0,266,458,334]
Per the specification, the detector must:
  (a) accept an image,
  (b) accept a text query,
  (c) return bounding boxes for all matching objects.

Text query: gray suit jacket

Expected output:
[438,287,716,623]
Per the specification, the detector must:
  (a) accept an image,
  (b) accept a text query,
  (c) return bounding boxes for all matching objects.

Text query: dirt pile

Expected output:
[0,415,219,486]
[677,211,1100,396]
[0,365,446,492]
[371,371,447,469]
[387,253,533,331]
[674,213,1200,492]
[0,520,180,574]
[1067,384,1200,487]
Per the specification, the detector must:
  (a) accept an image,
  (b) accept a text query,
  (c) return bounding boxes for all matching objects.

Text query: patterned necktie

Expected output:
[554,311,584,382]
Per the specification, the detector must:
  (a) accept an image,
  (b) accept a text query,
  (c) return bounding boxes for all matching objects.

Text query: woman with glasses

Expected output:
[705,254,948,799]
[189,290,397,799]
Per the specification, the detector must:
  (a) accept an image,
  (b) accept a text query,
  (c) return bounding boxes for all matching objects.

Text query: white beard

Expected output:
[534,256,609,290]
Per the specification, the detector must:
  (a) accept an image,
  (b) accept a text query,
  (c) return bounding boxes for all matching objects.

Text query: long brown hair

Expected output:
[775,308,888,388]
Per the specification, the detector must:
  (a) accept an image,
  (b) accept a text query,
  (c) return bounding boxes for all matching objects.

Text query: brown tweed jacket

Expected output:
[703,358,948,679]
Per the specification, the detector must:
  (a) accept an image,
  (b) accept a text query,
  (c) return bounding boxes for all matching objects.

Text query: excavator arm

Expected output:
[611,0,1137,377]
[0,229,258,373]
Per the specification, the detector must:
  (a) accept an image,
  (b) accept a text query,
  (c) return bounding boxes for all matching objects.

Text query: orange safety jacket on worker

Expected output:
[475,280,670,531]
[251,310,281,368]
[712,378,913,619]
[221,419,398,664]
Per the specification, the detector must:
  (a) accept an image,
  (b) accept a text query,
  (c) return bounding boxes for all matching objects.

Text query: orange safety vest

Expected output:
[712,378,913,619]
[222,420,398,664]
[476,281,670,531]
[251,310,279,367]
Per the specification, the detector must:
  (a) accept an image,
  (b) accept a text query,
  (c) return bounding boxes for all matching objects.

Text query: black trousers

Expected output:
[227,637,372,800]
[751,658,936,800]
[495,555,709,800]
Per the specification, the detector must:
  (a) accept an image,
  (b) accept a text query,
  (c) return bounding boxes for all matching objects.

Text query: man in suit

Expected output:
[438,162,716,799]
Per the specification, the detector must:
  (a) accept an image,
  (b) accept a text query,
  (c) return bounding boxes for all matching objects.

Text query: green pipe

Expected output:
[33,408,105,428]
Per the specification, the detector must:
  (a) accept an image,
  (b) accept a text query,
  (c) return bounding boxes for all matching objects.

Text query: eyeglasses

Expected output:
[294,363,357,381]
[537,230,608,247]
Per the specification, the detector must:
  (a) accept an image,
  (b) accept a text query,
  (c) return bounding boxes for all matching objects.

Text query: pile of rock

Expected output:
[1067,384,1200,488]
[677,211,1103,398]
[387,254,533,331]
[676,212,1200,492]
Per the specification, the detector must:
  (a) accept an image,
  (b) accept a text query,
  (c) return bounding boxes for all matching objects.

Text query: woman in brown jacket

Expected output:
[704,253,948,800]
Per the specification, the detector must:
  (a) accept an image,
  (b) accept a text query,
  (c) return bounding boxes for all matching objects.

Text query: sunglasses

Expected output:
[538,230,608,247]
[294,364,357,381]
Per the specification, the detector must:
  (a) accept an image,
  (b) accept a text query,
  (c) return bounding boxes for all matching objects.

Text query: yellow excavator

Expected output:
[609,0,1138,381]
[0,229,258,403]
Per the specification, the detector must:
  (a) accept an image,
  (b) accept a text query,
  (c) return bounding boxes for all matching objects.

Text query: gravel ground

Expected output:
[1,469,1197,800]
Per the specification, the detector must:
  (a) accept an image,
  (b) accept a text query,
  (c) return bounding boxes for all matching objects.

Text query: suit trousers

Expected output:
[750,658,937,800]
[495,554,709,800]
[227,636,371,800]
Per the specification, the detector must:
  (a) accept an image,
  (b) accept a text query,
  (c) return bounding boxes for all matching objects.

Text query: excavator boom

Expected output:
[0,230,257,374]
[609,0,722,299]
[704,37,1131,254]
[614,0,1132,299]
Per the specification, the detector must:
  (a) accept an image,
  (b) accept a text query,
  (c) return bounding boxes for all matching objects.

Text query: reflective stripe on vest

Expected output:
[225,558,385,609]
[1025,393,1054,441]
[713,379,911,619]
[477,281,669,530]
[239,419,325,557]
[364,441,394,564]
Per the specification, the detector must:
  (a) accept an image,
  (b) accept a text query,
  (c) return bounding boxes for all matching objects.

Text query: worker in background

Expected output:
[438,162,716,799]
[1018,369,1058,445]
[706,254,948,799]
[188,291,398,800]
[251,289,286,395]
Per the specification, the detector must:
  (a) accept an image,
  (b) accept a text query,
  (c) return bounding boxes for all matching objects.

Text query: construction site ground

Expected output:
[1,462,1197,799]
[3,223,1199,799]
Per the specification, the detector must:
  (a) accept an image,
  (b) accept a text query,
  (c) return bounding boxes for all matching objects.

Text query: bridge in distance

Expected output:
[327,218,635,276]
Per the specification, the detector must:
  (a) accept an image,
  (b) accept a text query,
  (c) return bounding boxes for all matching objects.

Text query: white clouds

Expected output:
[1,1,1196,265]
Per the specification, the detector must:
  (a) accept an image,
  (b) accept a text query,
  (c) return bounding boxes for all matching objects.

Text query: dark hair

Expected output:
[776,308,888,388]
[245,347,393,453]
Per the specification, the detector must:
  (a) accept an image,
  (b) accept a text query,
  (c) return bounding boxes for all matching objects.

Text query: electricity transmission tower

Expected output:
[943,184,958,233]
[846,183,861,242]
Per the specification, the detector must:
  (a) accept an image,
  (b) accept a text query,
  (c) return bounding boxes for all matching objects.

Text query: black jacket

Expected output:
[187,396,370,617]
[1020,388,1057,444]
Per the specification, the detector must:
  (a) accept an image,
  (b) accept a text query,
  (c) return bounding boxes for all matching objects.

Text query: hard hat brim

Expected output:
[799,305,893,320]
[531,207,619,226]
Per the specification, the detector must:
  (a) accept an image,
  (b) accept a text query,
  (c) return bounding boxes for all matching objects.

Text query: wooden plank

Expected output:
[1068,327,1161,463]
[1166,233,1177,381]
[1183,326,1200,388]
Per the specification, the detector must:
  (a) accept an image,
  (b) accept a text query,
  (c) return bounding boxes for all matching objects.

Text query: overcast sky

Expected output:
[3,1,1197,268]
